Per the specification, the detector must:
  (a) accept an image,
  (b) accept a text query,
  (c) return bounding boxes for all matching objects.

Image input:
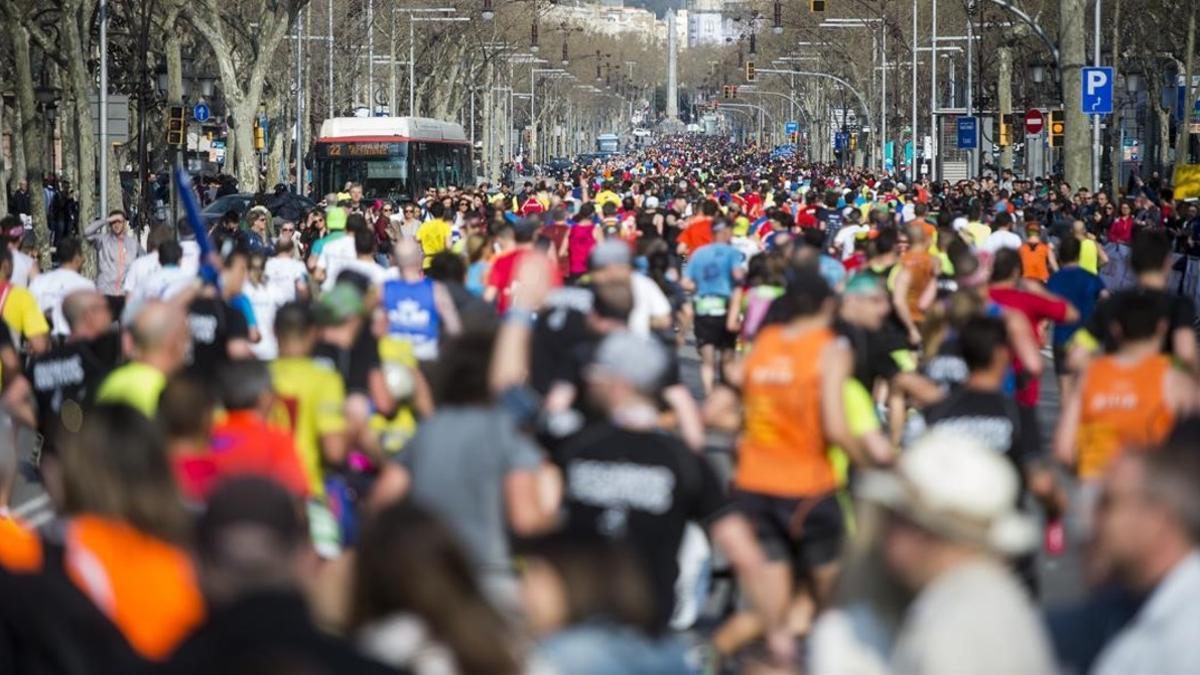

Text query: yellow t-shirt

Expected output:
[97,362,167,417]
[595,190,621,209]
[2,285,49,344]
[269,357,347,497]
[1080,238,1100,275]
[416,219,452,268]
[964,221,992,248]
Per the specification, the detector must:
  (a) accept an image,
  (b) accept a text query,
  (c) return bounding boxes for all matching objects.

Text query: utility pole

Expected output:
[1060,0,1089,188]
[998,46,1013,171]
[1108,0,1122,195]
[1174,6,1197,178]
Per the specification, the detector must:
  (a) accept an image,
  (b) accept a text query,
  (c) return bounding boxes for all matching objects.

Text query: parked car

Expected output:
[200,192,315,227]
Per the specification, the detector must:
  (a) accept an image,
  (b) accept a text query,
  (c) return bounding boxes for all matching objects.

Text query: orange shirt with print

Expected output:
[735,325,838,498]
[1076,353,1174,479]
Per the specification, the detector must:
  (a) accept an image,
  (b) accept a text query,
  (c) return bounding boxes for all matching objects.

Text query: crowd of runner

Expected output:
[1,137,1199,674]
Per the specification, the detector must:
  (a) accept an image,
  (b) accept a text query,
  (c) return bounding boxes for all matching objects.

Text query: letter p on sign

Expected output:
[1081,67,1113,115]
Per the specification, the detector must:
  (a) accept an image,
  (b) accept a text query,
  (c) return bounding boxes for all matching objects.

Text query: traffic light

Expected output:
[849,133,857,151]
[253,121,266,151]
[166,105,186,146]
[745,61,756,82]
[722,85,731,100]
[998,113,1011,147]
[730,85,738,99]
[810,0,827,12]
[1050,109,1065,148]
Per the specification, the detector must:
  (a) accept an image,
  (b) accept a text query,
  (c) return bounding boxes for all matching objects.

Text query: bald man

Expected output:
[27,290,123,449]
[379,240,461,361]
[96,300,191,416]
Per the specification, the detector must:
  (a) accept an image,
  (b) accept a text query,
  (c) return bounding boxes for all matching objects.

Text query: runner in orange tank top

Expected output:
[1056,290,1196,481]
[1018,224,1057,283]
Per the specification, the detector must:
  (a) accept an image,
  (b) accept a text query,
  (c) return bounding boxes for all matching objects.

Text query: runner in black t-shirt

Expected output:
[187,250,252,378]
[26,290,120,454]
[918,316,1060,590]
[557,332,790,657]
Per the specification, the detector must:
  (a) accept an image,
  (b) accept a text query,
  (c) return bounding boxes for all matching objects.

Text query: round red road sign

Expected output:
[1025,108,1045,135]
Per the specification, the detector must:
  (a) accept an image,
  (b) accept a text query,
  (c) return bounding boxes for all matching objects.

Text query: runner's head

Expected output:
[58,403,188,543]
[1130,229,1171,277]
[351,500,521,673]
[195,477,308,605]
[841,273,890,330]
[217,359,275,414]
[989,248,1022,284]
[712,219,732,243]
[1108,288,1169,347]
[128,300,190,375]
[590,240,632,284]
[63,289,112,339]
[1092,447,1200,592]
[159,240,183,268]
[268,295,314,355]
[57,237,85,270]
[586,331,669,406]
[1058,235,1081,266]
[959,315,1010,376]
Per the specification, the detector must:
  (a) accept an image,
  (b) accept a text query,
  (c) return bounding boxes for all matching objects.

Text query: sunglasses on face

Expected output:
[281,225,296,232]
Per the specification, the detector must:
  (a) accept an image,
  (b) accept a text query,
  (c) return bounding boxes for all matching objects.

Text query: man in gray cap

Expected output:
[556,330,793,662]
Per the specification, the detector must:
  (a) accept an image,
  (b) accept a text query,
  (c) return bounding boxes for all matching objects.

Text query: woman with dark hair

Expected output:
[352,501,522,674]
[0,404,204,671]
[520,533,694,674]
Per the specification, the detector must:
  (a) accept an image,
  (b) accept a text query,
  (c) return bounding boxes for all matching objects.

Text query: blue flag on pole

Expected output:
[173,167,221,288]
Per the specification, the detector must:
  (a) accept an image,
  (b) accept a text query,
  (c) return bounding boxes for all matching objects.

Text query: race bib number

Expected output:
[694,295,729,317]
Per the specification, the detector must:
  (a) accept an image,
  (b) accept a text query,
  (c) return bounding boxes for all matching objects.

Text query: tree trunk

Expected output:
[9,95,27,202]
[62,4,97,227]
[1060,0,1090,189]
[1159,104,1172,176]
[1108,0,1122,196]
[998,46,1013,172]
[0,96,9,216]
[10,22,50,265]
[229,99,259,193]
[1175,7,1198,176]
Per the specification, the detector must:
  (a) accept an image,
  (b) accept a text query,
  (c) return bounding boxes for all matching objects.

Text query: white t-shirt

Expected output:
[628,273,672,338]
[834,224,870,260]
[730,237,762,271]
[339,259,398,290]
[181,239,202,275]
[10,249,34,287]
[245,280,286,360]
[123,252,161,296]
[264,256,308,303]
[139,265,195,301]
[317,234,358,291]
[983,229,1023,254]
[29,268,95,336]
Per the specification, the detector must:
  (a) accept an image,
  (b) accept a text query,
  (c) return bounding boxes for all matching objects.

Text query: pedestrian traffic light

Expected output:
[253,121,266,151]
[730,85,738,99]
[998,113,1011,147]
[810,0,826,12]
[850,133,857,151]
[166,105,186,146]
[745,61,756,82]
[1050,109,1065,148]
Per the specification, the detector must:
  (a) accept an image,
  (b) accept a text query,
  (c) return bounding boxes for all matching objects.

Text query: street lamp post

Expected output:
[400,8,460,115]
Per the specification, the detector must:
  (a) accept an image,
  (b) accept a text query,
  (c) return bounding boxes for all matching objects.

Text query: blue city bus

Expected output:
[313,116,473,200]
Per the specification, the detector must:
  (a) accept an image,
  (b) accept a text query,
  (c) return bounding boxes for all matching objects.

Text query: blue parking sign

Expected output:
[784,120,799,135]
[1082,67,1114,114]
[956,116,977,150]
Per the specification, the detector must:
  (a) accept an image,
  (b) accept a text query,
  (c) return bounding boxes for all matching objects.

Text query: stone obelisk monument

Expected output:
[661,8,686,133]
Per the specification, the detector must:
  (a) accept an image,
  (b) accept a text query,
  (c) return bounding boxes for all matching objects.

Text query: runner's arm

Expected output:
[662,383,705,452]
[819,340,855,457]
[890,267,921,345]
[504,465,561,536]
[1002,308,1043,378]
[433,282,462,337]
[1170,327,1198,375]
[1053,376,1083,468]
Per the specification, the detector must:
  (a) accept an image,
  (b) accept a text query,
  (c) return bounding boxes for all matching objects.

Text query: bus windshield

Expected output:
[315,142,409,200]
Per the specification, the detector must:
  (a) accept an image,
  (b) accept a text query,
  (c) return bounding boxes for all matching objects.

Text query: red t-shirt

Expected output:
[677,217,714,253]
[795,208,818,230]
[173,410,309,501]
[988,287,1069,407]
[541,223,570,277]
[487,249,562,314]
